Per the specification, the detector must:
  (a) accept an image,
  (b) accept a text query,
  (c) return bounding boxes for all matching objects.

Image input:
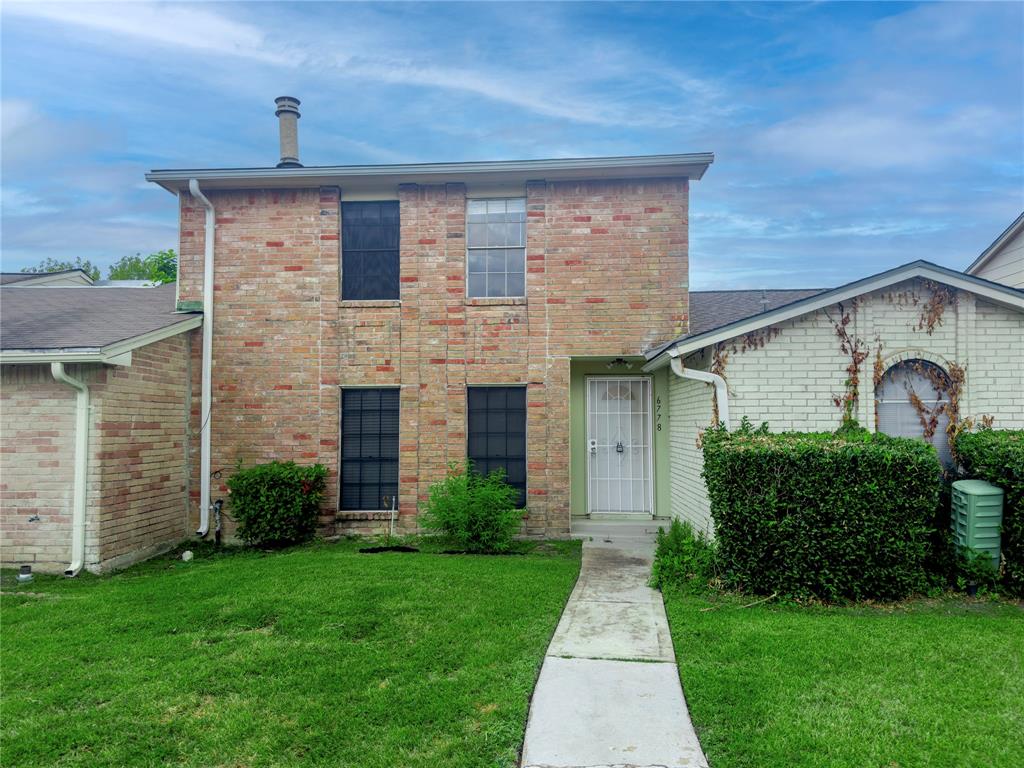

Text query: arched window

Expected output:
[876,359,953,467]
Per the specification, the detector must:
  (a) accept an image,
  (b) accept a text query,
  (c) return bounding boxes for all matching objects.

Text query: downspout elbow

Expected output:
[50,362,89,577]
[668,354,730,430]
[189,179,214,538]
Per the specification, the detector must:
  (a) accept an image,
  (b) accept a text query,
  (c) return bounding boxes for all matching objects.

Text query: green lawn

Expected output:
[1,540,581,768]
[664,591,1024,768]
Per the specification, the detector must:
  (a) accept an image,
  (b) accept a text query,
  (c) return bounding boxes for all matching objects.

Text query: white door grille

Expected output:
[586,377,654,516]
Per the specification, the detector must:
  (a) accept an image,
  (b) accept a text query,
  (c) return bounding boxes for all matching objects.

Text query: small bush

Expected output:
[419,461,523,553]
[651,519,718,592]
[702,421,942,601]
[955,429,1024,594]
[226,461,327,547]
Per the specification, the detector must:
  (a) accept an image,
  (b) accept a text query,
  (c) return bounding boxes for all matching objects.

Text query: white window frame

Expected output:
[465,197,527,299]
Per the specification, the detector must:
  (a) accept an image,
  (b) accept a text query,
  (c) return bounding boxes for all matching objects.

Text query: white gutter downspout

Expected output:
[668,351,730,430]
[189,178,214,537]
[50,363,89,577]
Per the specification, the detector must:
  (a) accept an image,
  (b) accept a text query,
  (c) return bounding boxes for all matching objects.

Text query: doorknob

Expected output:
[589,439,597,454]
[616,441,624,453]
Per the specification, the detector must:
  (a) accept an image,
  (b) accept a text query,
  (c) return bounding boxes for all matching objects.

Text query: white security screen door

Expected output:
[586,377,654,516]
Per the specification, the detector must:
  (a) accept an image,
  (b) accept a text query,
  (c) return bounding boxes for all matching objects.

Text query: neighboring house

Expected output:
[0,284,201,573]
[0,269,94,286]
[645,261,1024,534]
[143,98,713,538]
[966,212,1024,288]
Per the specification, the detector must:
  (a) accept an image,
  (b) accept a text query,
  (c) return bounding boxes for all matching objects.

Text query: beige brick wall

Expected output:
[1,365,81,571]
[176,177,690,536]
[1,333,193,573]
[91,334,193,570]
[668,278,1024,532]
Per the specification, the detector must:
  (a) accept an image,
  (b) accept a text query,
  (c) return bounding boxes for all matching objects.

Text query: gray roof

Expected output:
[649,260,1024,361]
[1,284,194,351]
[0,269,89,285]
[688,288,826,336]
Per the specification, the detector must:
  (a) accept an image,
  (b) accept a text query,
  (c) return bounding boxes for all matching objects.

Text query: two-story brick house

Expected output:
[145,98,713,538]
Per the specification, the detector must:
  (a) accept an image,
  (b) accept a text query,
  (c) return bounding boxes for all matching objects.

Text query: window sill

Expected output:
[465,297,527,307]
[336,510,393,520]
[338,299,401,308]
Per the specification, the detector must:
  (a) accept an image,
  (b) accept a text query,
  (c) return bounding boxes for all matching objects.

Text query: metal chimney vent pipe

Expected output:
[274,96,302,168]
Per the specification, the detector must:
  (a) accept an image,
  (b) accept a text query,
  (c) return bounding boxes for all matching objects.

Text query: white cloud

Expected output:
[1,187,59,216]
[4,1,290,64]
[755,105,1002,172]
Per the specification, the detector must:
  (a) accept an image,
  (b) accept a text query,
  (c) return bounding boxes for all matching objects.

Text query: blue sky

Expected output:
[2,1,1021,288]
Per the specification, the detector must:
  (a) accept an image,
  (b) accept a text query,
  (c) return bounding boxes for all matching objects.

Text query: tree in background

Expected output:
[20,257,100,281]
[107,249,177,283]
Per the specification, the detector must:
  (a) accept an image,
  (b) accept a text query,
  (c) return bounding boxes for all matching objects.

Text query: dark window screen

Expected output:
[467,386,527,506]
[341,388,399,510]
[342,201,400,300]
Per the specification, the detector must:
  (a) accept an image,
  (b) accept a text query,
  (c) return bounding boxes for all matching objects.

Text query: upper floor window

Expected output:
[342,201,400,300]
[467,198,526,298]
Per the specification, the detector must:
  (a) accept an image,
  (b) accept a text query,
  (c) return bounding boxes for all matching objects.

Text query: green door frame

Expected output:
[568,358,671,519]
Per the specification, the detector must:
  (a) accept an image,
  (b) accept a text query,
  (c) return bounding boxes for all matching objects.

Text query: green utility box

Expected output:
[951,479,1004,564]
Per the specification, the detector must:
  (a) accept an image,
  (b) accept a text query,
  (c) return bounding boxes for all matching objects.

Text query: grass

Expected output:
[1,538,581,768]
[664,590,1024,768]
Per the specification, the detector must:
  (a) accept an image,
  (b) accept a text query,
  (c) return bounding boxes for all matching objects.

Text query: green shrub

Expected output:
[923,479,959,589]
[419,461,523,553]
[651,519,718,592]
[955,429,1024,594]
[702,422,942,601]
[226,461,327,547]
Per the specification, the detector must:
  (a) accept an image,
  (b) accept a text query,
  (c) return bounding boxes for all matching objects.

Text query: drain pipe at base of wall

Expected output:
[189,178,214,538]
[667,351,731,430]
[50,363,89,577]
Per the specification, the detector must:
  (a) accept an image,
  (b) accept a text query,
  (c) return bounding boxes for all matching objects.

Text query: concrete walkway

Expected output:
[521,522,708,768]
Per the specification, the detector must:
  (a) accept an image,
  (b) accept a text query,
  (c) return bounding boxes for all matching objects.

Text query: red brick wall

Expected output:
[177,177,688,536]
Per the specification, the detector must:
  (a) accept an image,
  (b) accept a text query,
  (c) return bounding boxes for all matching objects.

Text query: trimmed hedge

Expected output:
[955,430,1024,594]
[702,424,942,601]
[226,461,327,547]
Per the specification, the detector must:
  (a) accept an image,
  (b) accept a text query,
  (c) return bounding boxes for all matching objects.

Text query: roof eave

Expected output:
[145,153,715,193]
[966,212,1024,274]
[0,315,203,365]
[645,261,1024,367]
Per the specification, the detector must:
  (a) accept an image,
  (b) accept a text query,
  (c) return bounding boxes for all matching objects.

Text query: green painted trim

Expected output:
[569,359,671,518]
[176,300,203,312]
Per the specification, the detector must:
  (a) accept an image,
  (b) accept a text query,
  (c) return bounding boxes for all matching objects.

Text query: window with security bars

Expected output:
[467,386,527,506]
[340,388,399,510]
[466,198,526,298]
[342,201,400,300]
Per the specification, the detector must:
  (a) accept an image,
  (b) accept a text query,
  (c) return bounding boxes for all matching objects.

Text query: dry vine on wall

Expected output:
[706,327,782,426]
[824,299,869,429]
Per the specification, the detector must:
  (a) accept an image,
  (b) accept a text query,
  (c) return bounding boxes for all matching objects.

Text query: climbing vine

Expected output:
[709,343,729,426]
[825,300,868,429]
[916,281,958,335]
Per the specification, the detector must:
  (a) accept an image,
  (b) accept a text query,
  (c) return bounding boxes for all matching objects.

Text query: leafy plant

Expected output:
[226,461,327,547]
[955,429,1024,594]
[107,249,177,283]
[419,461,523,553]
[702,424,942,601]
[651,519,718,592]
[956,546,998,594]
[21,256,100,281]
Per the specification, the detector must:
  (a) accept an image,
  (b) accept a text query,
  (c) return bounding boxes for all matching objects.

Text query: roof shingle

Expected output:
[1,284,195,351]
